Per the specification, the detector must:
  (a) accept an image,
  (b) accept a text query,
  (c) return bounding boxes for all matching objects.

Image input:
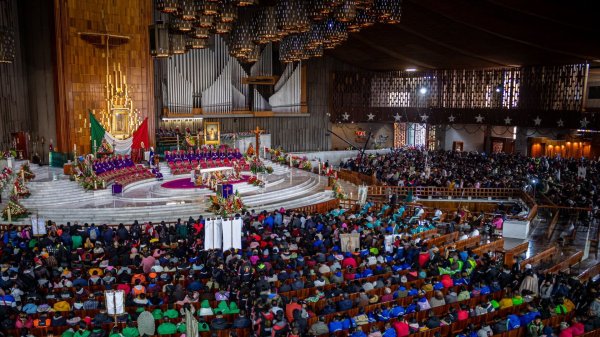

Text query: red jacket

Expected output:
[393,321,410,337]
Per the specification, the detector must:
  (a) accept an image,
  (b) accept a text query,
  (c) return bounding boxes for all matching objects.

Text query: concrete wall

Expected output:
[442,125,486,152]
[331,123,394,150]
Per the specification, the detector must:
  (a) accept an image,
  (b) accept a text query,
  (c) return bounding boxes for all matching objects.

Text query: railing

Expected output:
[504,242,529,267]
[520,246,557,269]
[339,198,359,212]
[336,169,378,186]
[367,186,539,223]
[292,198,340,214]
[543,251,583,274]
[367,186,522,200]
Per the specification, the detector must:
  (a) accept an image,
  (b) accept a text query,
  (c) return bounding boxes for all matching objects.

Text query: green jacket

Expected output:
[72,235,83,249]
[122,327,140,337]
[157,322,178,335]
[74,330,91,337]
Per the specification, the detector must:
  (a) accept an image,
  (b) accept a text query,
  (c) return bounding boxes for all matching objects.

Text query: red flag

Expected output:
[131,118,149,150]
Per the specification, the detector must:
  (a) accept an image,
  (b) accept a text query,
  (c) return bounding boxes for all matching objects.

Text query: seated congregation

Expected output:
[342,148,598,210]
[0,200,599,337]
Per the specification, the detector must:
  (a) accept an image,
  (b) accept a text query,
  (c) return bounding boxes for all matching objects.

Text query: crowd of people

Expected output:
[341,149,598,210]
[0,197,599,337]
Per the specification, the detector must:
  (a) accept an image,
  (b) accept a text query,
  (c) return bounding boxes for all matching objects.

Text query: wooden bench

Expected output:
[504,242,529,267]
[578,261,600,282]
[543,251,583,274]
[472,238,504,256]
[520,246,557,270]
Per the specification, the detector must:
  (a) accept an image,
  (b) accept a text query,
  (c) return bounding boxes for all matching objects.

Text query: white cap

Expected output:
[525,264,532,270]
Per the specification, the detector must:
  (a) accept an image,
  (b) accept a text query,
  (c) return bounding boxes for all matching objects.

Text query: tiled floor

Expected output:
[512,208,598,271]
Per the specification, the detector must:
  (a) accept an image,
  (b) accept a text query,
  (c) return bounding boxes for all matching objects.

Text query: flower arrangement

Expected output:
[79,175,105,191]
[208,191,245,217]
[20,163,35,181]
[2,196,29,221]
[98,140,113,154]
[331,178,348,200]
[2,150,17,159]
[0,167,13,193]
[250,157,266,174]
[302,160,312,171]
[13,177,30,198]
[248,176,265,188]
[185,133,197,147]
[72,157,106,190]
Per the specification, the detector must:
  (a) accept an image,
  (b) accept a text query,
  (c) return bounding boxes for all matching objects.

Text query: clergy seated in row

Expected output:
[151,167,163,181]
[93,155,135,175]
[165,148,242,163]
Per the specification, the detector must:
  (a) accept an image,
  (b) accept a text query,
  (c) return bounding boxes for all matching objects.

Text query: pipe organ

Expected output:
[161,36,305,117]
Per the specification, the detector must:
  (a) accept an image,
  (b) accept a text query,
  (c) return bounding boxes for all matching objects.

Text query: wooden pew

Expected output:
[438,236,480,255]
[519,246,557,270]
[578,262,600,282]
[543,251,583,274]
[504,242,529,267]
[472,238,504,256]
[424,231,458,248]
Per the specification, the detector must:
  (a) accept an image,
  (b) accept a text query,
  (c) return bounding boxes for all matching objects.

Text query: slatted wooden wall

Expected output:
[0,0,30,151]
[53,0,155,154]
[18,0,57,155]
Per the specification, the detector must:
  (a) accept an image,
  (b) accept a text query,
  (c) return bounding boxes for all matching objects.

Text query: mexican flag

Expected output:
[90,112,149,155]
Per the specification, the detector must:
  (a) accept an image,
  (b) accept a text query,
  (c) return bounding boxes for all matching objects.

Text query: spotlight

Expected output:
[531,178,538,184]
[419,87,428,95]
[495,85,503,93]
[405,68,417,72]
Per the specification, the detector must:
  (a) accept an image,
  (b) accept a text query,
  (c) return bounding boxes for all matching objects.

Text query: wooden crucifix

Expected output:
[252,126,264,159]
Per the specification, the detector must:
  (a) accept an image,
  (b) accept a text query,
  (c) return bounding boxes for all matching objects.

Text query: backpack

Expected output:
[507,314,521,330]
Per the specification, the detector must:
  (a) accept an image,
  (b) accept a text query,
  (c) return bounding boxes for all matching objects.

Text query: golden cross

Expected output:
[253,126,264,157]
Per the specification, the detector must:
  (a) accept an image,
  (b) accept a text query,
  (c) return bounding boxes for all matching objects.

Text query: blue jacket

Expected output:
[390,305,405,317]
[329,320,343,332]
[383,327,397,337]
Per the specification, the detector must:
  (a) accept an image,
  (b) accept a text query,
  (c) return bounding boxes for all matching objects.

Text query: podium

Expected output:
[112,183,123,195]
[217,184,234,198]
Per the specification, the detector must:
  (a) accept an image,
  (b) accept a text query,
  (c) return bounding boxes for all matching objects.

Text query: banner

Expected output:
[232,218,243,250]
[213,218,223,250]
[358,185,368,206]
[105,290,125,315]
[340,233,360,253]
[31,216,46,236]
[222,219,233,251]
[204,219,215,249]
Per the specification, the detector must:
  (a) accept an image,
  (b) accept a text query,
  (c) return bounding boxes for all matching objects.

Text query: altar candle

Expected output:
[7,205,11,223]
[93,140,97,153]
[318,160,321,175]
[21,169,24,181]
[94,180,97,190]
[102,180,105,189]
[74,144,77,153]
[177,134,180,151]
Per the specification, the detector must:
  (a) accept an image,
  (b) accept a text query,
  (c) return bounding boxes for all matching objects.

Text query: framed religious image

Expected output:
[111,110,130,140]
[204,122,221,145]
